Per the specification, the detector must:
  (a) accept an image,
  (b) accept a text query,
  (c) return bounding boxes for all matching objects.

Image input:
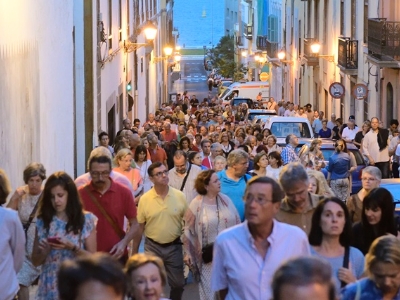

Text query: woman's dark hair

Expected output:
[179,136,191,150]
[262,128,271,136]
[194,170,216,195]
[37,171,85,234]
[361,188,397,248]
[309,197,352,247]
[134,145,147,162]
[58,253,126,300]
[187,151,200,164]
[268,151,283,167]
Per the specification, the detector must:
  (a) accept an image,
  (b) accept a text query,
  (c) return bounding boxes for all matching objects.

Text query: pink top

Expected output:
[113,167,142,191]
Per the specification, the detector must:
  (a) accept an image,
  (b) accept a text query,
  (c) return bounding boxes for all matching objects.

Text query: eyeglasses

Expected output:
[362,177,376,182]
[91,171,111,178]
[243,195,273,205]
[152,170,169,177]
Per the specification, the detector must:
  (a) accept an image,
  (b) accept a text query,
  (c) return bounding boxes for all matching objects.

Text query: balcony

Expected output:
[244,24,253,40]
[265,40,279,62]
[256,36,268,51]
[303,38,319,66]
[367,18,400,68]
[337,38,358,75]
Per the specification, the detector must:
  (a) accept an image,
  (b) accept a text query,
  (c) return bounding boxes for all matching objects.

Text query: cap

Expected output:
[349,115,355,121]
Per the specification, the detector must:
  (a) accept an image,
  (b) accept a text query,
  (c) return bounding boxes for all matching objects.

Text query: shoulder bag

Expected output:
[201,196,219,264]
[84,185,125,239]
[180,163,192,191]
[23,200,40,238]
[340,247,350,288]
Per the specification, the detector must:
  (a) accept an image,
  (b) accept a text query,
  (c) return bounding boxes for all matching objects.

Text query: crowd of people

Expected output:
[2,93,400,300]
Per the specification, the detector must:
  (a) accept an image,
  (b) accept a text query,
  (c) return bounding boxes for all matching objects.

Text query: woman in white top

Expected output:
[266,151,283,180]
[134,145,153,194]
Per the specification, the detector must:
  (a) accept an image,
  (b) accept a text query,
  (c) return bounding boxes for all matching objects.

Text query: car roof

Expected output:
[266,116,311,122]
[300,139,359,150]
[248,109,277,113]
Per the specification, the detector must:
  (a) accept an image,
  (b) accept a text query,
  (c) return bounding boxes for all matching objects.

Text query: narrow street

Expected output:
[172,56,215,100]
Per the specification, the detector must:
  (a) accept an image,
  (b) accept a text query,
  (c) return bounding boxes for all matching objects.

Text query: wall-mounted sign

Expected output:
[352,83,368,100]
[329,82,345,99]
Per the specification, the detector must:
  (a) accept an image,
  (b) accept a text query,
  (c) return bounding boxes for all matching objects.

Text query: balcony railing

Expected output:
[368,18,400,59]
[266,39,278,59]
[338,38,358,69]
[256,36,268,51]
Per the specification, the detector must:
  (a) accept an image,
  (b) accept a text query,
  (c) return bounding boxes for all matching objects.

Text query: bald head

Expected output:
[125,131,140,149]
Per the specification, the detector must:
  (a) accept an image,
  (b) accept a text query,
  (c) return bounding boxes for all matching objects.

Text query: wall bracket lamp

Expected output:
[123,21,157,53]
[310,43,334,63]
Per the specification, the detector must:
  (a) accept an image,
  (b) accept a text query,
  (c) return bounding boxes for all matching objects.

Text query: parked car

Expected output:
[229,97,255,109]
[246,109,277,122]
[298,139,367,194]
[379,179,400,214]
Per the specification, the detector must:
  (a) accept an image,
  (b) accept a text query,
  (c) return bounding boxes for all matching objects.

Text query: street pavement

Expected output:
[172,56,218,100]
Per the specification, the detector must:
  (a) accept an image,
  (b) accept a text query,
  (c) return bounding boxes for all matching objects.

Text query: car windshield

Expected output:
[222,81,232,87]
[248,112,276,121]
[232,99,250,106]
[270,122,312,138]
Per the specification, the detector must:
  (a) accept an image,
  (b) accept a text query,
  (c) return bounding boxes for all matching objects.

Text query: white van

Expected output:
[219,81,270,104]
[264,116,314,145]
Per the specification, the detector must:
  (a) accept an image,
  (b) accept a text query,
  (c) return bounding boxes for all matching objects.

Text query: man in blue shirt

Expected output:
[217,149,251,221]
[281,134,300,165]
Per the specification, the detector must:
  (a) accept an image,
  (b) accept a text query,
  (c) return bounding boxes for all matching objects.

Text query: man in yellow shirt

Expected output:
[133,162,188,300]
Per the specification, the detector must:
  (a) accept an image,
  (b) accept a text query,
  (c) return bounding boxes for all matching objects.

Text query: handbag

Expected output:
[201,196,219,264]
[201,243,214,264]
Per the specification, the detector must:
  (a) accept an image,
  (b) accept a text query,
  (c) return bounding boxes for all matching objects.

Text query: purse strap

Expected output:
[24,199,40,231]
[84,185,125,238]
[180,163,192,191]
[341,247,350,288]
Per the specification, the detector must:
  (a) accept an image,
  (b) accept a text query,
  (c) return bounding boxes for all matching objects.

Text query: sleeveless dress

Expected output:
[35,212,97,300]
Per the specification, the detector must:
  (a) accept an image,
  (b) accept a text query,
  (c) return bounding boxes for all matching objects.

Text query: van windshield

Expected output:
[270,122,312,138]
[220,88,231,99]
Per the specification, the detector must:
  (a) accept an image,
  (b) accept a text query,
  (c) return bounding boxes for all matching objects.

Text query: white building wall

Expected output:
[0,1,75,188]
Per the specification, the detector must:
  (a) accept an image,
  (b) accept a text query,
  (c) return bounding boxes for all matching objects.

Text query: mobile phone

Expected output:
[47,237,62,244]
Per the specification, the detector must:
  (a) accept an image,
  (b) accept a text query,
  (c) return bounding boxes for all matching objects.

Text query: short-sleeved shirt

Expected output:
[310,246,365,294]
[211,220,310,300]
[341,278,400,300]
[275,193,321,235]
[149,145,168,163]
[137,186,187,244]
[79,179,137,252]
[217,170,251,222]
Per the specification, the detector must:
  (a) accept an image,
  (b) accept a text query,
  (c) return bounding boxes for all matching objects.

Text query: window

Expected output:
[363,0,369,44]
[108,0,112,49]
[323,0,328,43]
[351,0,356,39]
[340,0,345,36]
[118,0,122,41]
[314,0,320,39]
[268,15,278,42]
[126,0,130,37]
[307,0,312,36]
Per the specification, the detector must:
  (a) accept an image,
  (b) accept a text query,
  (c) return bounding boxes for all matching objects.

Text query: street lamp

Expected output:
[124,21,157,53]
[310,42,334,62]
[277,49,294,65]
